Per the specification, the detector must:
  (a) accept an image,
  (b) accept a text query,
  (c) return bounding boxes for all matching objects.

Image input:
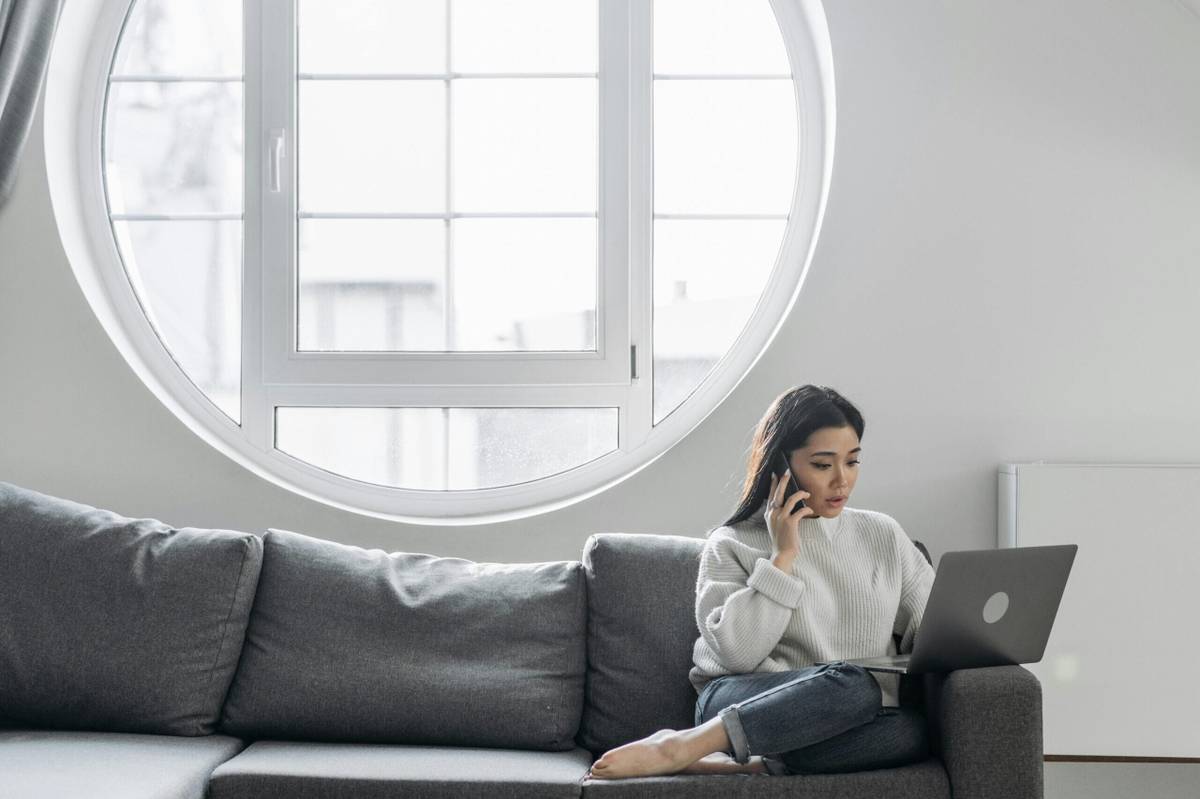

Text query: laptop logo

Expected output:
[983,591,1010,624]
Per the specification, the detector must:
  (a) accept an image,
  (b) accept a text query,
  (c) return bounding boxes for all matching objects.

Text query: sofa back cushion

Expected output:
[576,533,703,756]
[0,481,263,735]
[220,528,587,750]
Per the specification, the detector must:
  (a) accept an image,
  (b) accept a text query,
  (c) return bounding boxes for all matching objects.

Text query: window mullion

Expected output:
[599,0,638,439]
[263,383,632,409]
[253,0,297,449]
[444,0,455,355]
[444,0,454,490]
[620,0,654,445]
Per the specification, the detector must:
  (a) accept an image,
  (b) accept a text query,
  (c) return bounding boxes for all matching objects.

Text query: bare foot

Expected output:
[587,729,694,779]
[679,753,768,775]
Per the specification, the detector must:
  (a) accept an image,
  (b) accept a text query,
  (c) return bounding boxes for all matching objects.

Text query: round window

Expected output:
[49,0,834,522]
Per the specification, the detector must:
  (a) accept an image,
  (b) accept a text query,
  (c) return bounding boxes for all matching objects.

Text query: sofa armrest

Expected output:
[923,665,1043,799]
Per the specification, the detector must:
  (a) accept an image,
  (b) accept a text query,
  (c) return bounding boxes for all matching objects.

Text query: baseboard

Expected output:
[1045,755,1200,764]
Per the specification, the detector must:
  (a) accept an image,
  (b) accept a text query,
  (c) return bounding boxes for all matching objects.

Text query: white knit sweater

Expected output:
[689,504,935,708]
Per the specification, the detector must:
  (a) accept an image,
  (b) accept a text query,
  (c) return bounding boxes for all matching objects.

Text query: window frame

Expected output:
[253,0,631,394]
[48,0,835,522]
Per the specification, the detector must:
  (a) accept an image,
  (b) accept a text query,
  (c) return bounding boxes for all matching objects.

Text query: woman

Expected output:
[588,385,935,779]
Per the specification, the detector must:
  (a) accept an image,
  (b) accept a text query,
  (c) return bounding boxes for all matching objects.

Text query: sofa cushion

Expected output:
[220,528,587,750]
[579,758,951,798]
[208,741,593,799]
[576,533,704,756]
[0,481,263,736]
[0,728,245,799]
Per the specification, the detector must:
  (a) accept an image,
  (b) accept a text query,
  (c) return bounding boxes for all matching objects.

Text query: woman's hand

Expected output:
[765,472,814,560]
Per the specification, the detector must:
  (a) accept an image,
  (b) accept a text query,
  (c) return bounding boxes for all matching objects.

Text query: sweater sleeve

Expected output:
[694,533,806,673]
[892,521,936,654]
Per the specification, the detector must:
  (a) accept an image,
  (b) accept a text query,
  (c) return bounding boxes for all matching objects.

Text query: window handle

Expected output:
[268,129,286,193]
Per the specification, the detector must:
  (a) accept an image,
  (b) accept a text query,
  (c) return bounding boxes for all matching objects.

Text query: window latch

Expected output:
[268,129,286,193]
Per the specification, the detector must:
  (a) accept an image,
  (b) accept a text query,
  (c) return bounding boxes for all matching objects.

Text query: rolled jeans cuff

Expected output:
[718,705,751,764]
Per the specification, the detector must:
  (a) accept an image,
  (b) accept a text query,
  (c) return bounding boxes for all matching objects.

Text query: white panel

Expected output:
[298,0,446,74]
[997,465,1017,549]
[451,0,597,73]
[1000,463,1200,758]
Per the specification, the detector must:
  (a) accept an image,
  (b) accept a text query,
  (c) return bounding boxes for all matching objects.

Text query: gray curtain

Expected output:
[0,0,64,207]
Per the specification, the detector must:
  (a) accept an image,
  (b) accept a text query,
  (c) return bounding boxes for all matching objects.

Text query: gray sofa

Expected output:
[0,481,1043,798]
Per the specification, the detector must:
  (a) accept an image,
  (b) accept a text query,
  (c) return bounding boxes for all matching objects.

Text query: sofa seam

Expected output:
[578,537,599,756]
[569,558,587,753]
[200,536,254,735]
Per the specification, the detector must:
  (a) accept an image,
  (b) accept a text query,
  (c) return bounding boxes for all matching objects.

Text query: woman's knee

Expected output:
[827,662,882,723]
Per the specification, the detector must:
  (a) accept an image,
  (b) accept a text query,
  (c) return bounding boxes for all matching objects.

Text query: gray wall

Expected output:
[2,0,1198,564]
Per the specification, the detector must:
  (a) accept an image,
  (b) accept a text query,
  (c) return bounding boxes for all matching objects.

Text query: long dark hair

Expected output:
[719,385,865,529]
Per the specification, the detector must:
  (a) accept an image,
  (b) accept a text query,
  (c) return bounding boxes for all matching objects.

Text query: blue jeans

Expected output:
[694,661,929,775]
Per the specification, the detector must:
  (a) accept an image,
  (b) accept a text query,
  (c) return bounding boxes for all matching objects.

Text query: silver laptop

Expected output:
[832,544,1077,675]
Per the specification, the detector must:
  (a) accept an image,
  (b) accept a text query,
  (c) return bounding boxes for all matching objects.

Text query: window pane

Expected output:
[654,79,796,215]
[452,0,597,73]
[112,0,241,76]
[452,218,596,351]
[298,0,446,74]
[275,407,618,489]
[298,219,446,351]
[299,81,446,213]
[113,220,242,422]
[654,0,789,74]
[105,81,242,215]
[453,79,597,213]
[652,219,786,424]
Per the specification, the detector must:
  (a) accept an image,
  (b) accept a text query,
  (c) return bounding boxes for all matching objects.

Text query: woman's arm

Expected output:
[892,521,936,653]
[695,534,806,673]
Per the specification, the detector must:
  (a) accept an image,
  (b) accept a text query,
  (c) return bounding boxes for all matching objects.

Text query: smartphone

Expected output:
[777,452,806,510]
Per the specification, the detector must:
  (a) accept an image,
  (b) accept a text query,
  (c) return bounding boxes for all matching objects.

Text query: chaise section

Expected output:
[208,741,594,799]
[0,481,263,736]
[0,728,244,799]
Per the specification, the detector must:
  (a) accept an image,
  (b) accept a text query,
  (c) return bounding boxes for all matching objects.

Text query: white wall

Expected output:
[2,0,1198,564]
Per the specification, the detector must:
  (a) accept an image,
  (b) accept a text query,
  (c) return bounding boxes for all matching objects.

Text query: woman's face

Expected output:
[785,425,861,518]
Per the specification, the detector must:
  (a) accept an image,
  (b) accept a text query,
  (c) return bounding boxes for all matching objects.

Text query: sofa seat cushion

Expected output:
[0,728,244,799]
[208,741,594,799]
[220,528,587,750]
[580,757,950,798]
[0,481,263,735]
